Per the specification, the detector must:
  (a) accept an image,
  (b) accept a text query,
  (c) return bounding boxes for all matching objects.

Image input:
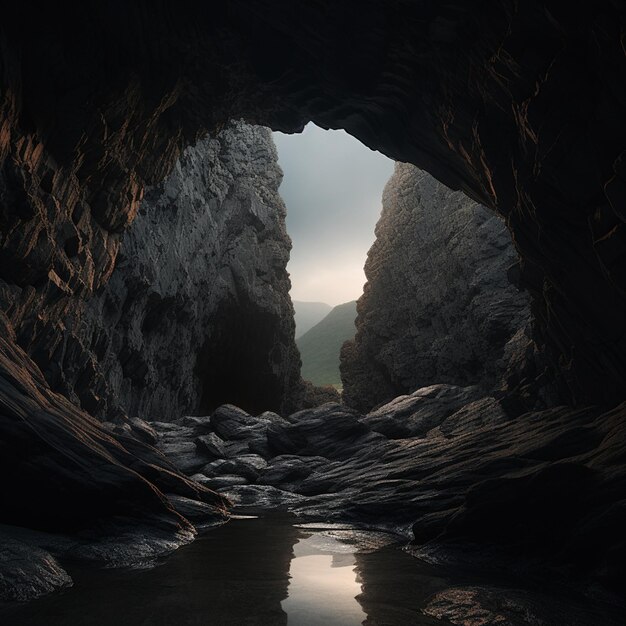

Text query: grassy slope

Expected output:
[293,300,333,338]
[296,300,357,386]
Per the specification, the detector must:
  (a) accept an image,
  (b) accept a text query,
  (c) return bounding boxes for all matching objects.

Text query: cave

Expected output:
[1,1,625,623]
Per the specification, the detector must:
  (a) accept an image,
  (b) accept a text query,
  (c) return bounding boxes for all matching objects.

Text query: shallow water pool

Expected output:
[0,514,621,625]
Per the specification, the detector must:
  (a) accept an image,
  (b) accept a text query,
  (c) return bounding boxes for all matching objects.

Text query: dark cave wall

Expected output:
[1,0,624,407]
[59,122,302,420]
[1,118,302,420]
[341,163,534,413]
[0,2,624,596]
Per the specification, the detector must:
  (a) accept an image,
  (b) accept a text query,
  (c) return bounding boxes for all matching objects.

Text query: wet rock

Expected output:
[223,484,308,509]
[422,585,623,626]
[200,456,267,482]
[194,433,227,459]
[198,475,250,490]
[0,327,227,543]
[0,538,72,602]
[66,524,197,569]
[158,396,625,588]
[176,416,214,434]
[210,404,272,441]
[258,456,316,487]
[166,495,229,528]
[128,418,159,445]
[364,385,484,439]
[156,434,211,475]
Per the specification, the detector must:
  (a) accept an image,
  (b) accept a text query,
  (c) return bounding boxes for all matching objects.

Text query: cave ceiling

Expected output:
[1,0,625,405]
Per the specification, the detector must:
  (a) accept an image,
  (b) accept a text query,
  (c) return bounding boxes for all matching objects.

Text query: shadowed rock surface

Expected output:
[341,164,533,413]
[153,393,626,591]
[0,314,229,601]
[1,121,302,421]
[2,1,623,405]
[1,0,625,611]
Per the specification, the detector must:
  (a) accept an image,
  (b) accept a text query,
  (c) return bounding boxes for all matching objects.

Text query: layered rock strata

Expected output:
[153,393,626,592]
[0,314,228,601]
[341,164,532,413]
[1,0,625,606]
[0,114,304,600]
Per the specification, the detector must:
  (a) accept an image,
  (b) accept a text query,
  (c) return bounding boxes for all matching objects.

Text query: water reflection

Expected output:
[0,515,622,626]
[282,533,365,625]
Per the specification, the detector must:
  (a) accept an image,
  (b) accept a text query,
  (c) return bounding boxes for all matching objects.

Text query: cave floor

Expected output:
[1,513,622,626]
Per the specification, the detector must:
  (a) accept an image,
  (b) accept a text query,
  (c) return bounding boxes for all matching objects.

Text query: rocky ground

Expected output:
[2,368,623,603]
[0,317,228,603]
[152,388,625,593]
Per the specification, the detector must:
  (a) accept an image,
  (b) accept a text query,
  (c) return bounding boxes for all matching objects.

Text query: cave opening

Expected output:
[1,3,625,619]
[273,123,392,391]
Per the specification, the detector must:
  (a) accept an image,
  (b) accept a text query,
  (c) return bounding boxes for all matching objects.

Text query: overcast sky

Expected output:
[273,124,394,306]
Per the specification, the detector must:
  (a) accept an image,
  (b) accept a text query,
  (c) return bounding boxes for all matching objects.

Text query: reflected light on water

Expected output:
[282,534,366,625]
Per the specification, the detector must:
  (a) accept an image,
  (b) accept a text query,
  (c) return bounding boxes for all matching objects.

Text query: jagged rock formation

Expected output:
[341,164,532,413]
[151,394,626,591]
[1,0,625,603]
[1,120,301,421]
[2,1,624,406]
[1,91,303,601]
[0,313,228,600]
[64,121,301,420]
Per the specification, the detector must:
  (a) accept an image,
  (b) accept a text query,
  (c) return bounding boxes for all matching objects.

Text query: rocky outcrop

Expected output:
[1,121,301,421]
[0,116,307,599]
[152,393,626,591]
[341,164,532,413]
[0,312,229,600]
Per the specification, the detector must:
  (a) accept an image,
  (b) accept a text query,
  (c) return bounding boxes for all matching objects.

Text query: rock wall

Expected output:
[2,1,625,406]
[1,1,625,600]
[1,121,302,420]
[341,164,533,412]
[70,121,301,419]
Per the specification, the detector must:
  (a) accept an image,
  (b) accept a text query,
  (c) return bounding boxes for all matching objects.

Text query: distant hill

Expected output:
[297,300,357,387]
[293,300,333,338]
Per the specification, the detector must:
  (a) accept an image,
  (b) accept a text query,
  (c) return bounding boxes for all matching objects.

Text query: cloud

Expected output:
[273,124,393,306]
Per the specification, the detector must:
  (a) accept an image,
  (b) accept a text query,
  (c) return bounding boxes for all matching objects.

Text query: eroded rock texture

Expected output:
[1,119,300,420]
[0,312,229,600]
[152,394,626,591]
[341,164,532,413]
[1,0,625,603]
[61,121,301,420]
[1,97,302,599]
[2,1,624,405]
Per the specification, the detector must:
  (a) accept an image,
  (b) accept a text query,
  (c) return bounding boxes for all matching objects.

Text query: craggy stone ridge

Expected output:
[341,164,533,413]
[61,121,301,420]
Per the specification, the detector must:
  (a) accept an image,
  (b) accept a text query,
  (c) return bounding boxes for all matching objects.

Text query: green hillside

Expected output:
[296,300,357,387]
[293,300,333,338]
